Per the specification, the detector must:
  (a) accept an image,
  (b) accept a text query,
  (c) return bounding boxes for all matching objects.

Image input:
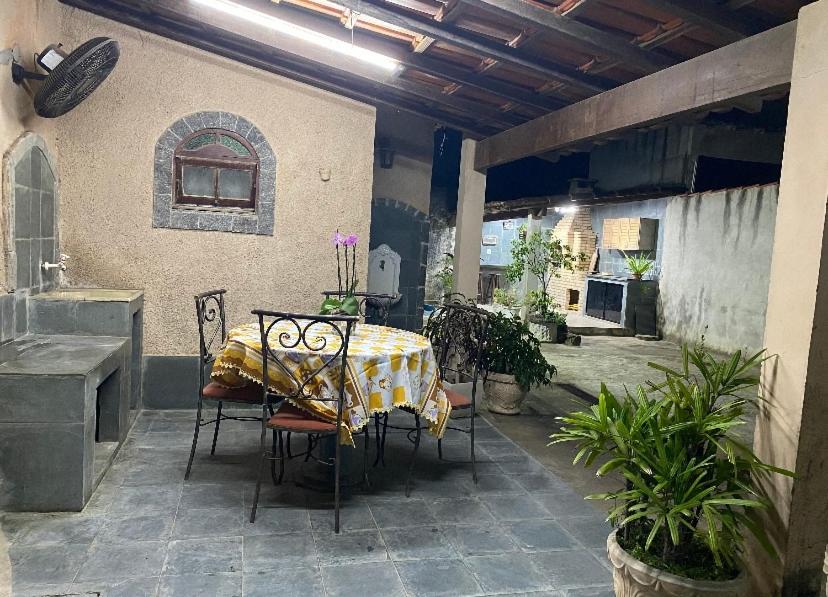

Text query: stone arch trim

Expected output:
[151,111,276,235]
[371,197,428,223]
[2,132,59,292]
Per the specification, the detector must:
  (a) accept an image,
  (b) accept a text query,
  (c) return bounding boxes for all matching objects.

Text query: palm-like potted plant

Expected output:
[482,313,557,415]
[551,342,792,595]
[621,251,654,280]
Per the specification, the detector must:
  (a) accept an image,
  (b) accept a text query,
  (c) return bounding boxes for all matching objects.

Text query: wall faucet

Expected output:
[42,253,69,272]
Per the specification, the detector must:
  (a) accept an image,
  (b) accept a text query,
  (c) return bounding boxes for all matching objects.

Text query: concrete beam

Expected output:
[474,21,796,171]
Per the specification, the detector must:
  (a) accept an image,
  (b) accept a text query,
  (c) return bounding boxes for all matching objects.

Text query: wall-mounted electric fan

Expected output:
[2,37,119,118]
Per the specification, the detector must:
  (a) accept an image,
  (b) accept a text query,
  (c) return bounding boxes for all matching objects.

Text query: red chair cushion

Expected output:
[202,382,261,403]
[445,387,472,409]
[266,405,337,433]
[272,402,306,418]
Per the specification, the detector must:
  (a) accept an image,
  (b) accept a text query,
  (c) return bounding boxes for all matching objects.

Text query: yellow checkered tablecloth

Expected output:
[211,321,451,444]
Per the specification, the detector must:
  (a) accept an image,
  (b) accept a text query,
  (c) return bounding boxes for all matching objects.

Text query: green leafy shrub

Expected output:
[493,288,520,308]
[436,252,454,295]
[484,313,556,391]
[550,342,792,581]
[506,225,585,321]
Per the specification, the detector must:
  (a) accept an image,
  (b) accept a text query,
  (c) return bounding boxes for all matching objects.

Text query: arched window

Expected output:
[174,128,258,209]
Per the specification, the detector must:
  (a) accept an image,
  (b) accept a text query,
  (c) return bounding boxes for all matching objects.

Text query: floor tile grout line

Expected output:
[160,477,187,578]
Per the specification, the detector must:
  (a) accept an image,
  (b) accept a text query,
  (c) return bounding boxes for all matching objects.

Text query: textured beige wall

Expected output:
[54,9,376,355]
[372,107,434,214]
[0,0,60,292]
[372,155,432,215]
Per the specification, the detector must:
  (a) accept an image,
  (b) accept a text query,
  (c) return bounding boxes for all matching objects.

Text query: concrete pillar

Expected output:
[753,2,828,594]
[453,138,486,300]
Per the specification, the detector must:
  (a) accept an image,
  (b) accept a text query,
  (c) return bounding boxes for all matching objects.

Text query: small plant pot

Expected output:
[606,530,748,597]
[484,372,527,415]
[631,273,643,281]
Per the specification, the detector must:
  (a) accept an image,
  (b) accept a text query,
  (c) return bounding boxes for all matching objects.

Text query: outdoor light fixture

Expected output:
[375,138,395,169]
[554,206,579,214]
[191,0,400,72]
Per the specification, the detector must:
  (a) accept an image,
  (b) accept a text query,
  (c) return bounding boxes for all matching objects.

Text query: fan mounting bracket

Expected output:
[11,62,47,85]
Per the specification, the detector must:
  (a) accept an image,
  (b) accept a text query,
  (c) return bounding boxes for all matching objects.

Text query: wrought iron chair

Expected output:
[249,310,363,533]
[185,289,265,480]
[321,291,398,465]
[320,291,398,326]
[398,301,490,496]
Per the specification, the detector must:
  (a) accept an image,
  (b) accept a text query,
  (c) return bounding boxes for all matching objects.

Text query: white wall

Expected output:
[659,184,778,353]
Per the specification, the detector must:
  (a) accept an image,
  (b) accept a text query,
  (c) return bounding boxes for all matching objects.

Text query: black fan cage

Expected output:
[34,37,120,118]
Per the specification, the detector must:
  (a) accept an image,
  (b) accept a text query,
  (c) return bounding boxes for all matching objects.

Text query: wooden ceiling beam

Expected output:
[475,22,796,170]
[389,77,525,127]
[465,0,675,73]
[335,0,612,93]
[635,0,761,43]
[556,0,596,18]
[402,53,566,111]
[58,0,496,137]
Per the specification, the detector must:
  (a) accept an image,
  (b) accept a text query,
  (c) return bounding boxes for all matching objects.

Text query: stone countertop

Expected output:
[0,334,128,376]
[586,273,632,282]
[586,274,658,284]
[29,289,144,303]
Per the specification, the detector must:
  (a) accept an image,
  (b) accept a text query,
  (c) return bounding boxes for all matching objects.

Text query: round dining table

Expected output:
[210,321,451,445]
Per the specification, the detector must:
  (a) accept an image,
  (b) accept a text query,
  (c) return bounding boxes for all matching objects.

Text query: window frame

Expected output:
[173,128,259,210]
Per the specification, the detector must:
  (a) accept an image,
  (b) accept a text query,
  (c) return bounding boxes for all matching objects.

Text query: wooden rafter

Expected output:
[635,0,761,42]
[466,0,675,73]
[402,53,566,111]
[335,0,612,93]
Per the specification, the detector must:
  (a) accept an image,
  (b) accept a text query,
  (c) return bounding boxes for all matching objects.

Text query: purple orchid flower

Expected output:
[344,234,358,247]
[332,231,345,246]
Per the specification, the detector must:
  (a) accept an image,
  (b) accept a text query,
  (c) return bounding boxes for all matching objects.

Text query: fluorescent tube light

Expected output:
[191,0,400,71]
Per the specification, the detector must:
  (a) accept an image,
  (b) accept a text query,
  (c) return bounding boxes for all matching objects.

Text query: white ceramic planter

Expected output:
[606,531,747,597]
[483,372,526,415]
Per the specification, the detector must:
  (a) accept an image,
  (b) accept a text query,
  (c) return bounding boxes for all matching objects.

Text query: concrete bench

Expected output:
[0,334,130,511]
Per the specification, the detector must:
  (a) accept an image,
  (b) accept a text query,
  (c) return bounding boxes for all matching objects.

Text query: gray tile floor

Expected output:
[2,407,613,597]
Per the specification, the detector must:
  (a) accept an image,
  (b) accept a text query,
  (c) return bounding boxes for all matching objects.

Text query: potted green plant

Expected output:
[551,342,793,596]
[622,251,654,280]
[482,313,557,415]
[505,225,585,342]
[493,288,521,317]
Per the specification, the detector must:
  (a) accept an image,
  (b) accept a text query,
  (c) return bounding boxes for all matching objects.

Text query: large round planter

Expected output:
[607,531,747,597]
[483,372,527,415]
